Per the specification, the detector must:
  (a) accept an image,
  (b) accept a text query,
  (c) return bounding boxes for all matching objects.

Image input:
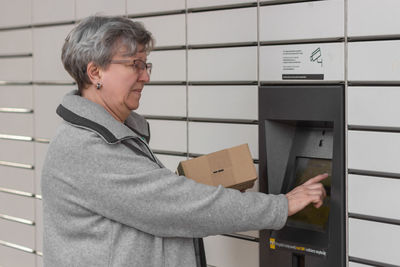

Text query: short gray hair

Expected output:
[61,16,154,92]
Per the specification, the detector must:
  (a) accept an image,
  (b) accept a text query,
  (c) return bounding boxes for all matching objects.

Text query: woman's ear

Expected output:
[86,62,102,85]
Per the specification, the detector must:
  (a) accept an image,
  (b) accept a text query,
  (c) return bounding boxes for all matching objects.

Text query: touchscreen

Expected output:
[287,157,331,232]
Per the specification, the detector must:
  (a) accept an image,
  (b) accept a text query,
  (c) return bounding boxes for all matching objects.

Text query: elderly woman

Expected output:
[41,16,327,267]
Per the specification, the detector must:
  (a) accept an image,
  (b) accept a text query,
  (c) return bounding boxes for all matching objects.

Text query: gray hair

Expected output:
[61,16,154,92]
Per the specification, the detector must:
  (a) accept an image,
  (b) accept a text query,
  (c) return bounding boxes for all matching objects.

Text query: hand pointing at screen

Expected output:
[285,173,328,216]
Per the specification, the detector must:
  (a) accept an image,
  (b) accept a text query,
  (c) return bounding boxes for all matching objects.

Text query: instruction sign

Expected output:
[282,47,324,80]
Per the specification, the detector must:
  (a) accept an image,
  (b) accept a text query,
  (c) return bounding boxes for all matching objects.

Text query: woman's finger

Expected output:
[303,173,329,185]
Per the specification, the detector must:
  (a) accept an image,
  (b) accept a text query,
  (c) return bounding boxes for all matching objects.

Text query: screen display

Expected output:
[287,157,332,232]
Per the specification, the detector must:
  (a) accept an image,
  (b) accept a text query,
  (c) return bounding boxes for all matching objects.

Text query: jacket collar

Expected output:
[56,90,150,144]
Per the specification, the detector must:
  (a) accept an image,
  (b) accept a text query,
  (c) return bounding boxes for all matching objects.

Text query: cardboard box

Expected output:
[177,144,257,191]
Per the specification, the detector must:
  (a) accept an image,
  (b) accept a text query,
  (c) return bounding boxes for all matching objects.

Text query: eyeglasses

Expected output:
[110,59,152,76]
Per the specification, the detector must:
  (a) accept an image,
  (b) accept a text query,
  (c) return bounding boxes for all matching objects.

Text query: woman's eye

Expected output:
[134,63,145,70]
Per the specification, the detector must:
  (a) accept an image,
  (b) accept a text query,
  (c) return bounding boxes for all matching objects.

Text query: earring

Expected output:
[96,82,102,90]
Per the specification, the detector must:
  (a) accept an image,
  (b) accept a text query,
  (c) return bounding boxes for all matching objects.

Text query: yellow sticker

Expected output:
[270,238,276,249]
[296,246,305,251]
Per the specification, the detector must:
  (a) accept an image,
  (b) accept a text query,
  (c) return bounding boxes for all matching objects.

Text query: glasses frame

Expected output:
[110,59,152,76]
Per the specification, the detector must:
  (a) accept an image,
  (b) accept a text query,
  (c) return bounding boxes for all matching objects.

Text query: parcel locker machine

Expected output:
[259,85,345,267]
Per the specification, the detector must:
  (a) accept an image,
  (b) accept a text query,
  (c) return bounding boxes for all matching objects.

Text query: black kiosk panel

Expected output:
[259,85,345,267]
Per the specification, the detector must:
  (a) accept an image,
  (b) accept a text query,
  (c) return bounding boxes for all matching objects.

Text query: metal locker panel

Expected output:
[36,255,44,267]
[34,85,75,140]
[188,47,257,81]
[32,0,75,24]
[0,192,35,221]
[0,0,31,28]
[35,142,49,196]
[348,86,400,128]
[135,14,186,47]
[188,122,258,158]
[76,0,126,19]
[348,40,400,81]
[147,120,187,153]
[147,50,186,82]
[349,218,400,266]
[260,0,344,41]
[260,43,344,81]
[348,174,400,220]
[0,29,32,55]
[0,219,35,249]
[36,199,43,253]
[0,58,32,82]
[0,85,33,109]
[0,113,33,136]
[187,0,255,9]
[127,0,185,15]
[188,85,257,120]
[203,235,258,267]
[236,229,259,239]
[0,165,34,193]
[155,154,187,173]
[187,7,257,45]
[33,25,75,83]
[348,131,400,174]
[0,139,34,165]
[349,262,371,267]
[138,85,186,117]
[348,0,400,37]
[0,245,35,267]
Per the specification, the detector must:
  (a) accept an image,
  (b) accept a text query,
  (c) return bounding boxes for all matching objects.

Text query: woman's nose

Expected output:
[138,69,150,82]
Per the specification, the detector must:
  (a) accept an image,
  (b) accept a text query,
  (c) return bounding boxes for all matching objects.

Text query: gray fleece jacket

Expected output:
[41,90,288,267]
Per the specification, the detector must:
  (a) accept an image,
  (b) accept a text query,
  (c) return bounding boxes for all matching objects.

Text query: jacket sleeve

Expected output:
[44,128,288,238]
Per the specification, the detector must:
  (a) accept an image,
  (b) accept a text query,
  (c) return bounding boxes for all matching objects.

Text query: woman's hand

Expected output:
[285,173,328,216]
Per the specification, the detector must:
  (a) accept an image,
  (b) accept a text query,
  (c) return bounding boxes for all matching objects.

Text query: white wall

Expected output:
[0,0,399,267]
